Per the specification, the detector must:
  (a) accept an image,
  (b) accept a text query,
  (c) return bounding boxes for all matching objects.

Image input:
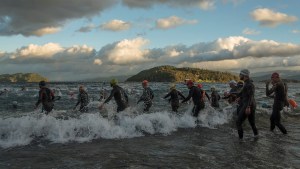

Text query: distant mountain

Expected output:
[126,65,239,82]
[0,73,48,82]
[252,70,300,78]
[252,70,300,82]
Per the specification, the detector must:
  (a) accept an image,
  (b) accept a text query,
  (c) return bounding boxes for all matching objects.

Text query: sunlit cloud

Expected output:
[100,19,131,31]
[155,16,198,30]
[181,56,300,71]
[65,45,94,54]
[93,59,102,65]
[1,36,300,80]
[251,8,298,27]
[97,37,151,64]
[15,43,63,58]
[31,27,61,36]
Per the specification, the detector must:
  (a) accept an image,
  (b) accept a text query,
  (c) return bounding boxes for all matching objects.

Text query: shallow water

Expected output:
[0,82,299,168]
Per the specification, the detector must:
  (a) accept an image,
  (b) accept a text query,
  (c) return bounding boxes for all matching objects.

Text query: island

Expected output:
[126,65,239,82]
[0,73,48,82]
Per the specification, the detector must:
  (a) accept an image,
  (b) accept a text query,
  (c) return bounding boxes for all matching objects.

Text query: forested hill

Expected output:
[0,73,48,82]
[126,65,239,82]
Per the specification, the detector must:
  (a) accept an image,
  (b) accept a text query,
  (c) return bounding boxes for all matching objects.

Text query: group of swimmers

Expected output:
[32,68,292,139]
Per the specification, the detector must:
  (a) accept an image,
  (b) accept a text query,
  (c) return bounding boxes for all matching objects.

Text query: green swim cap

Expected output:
[110,79,118,86]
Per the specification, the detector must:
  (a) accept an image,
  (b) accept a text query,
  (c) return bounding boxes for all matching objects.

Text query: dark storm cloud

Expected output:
[0,0,117,36]
[121,0,215,10]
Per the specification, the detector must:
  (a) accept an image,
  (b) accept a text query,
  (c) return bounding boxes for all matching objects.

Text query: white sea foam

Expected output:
[0,104,235,148]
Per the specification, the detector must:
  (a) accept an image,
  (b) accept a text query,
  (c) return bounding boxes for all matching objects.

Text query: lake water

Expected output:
[0,82,299,168]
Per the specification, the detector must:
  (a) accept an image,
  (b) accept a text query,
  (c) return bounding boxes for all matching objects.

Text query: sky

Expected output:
[0,0,300,81]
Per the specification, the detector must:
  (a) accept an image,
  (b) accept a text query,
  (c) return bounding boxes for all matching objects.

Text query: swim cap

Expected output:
[197,84,203,88]
[79,85,84,90]
[240,69,250,76]
[39,81,46,87]
[229,80,237,85]
[211,86,216,91]
[271,72,279,78]
[186,80,194,86]
[142,80,148,84]
[110,79,118,86]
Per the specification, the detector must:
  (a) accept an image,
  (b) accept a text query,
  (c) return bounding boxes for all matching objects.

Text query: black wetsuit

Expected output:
[36,87,55,114]
[182,86,204,117]
[164,89,185,112]
[104,85,128,112]
[234,86,244,115]
[138,87,154,112]
[223,86,242,104]
[266,81,287,134]
[211,91,221,108]
[236,79,258,139]
[75,91,89,112]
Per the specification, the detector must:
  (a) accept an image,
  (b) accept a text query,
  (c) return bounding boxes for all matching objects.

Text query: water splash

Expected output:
[0,105,235,148]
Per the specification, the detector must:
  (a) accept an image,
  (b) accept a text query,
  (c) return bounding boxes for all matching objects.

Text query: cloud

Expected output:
[76,24,96,33]
[0,0,247,37]
[65,45,94,55]
[242,28,260,35]
[14,43,64,59]
[94,59,102,65]
[2,36,300,81]
[122,0,215,10]
[97,37,151,64]
[155,16,198,29]
[31,27,61,36]
[181,55,300,72]
[3,43,95,64]
[94,36,300,68]
[0,0,117,36]
[251,8,298,27]
[100,19,131,31]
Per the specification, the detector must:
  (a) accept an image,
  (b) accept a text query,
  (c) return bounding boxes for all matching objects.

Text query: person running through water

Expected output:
[137,80,154,112]
[266,72,288,134]
[210,86,221,108]
[164,84,185,112]
[74,85,89,112]
[34,81,55,115]
[182,80,204,117]
[99,79,128,112]
[236,69,258,139]
[223,80,241,104]
[197,84,210,102]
